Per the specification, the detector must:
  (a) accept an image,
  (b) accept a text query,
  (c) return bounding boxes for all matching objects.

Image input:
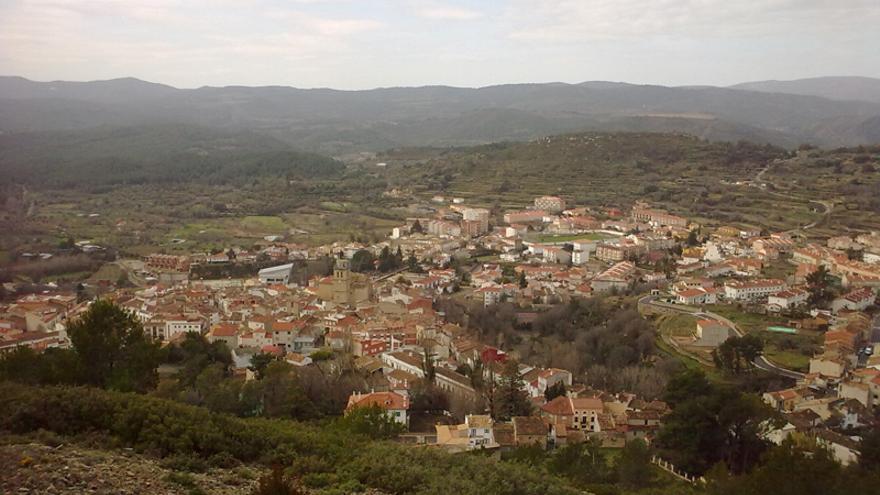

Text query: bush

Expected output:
[0,382,581,495]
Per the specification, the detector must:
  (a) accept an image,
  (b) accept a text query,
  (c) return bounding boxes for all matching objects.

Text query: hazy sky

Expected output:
[1,0,879,89]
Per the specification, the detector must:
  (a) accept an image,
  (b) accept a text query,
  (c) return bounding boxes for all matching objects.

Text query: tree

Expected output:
[350,249,376,273]
[67,299,160,392]
[662,368,711,407]
[407,253,423,273]
[250,352,277,380]
[544,381,566,401]
[617,439,653,488]
[548,438,611,485]
[410,219,424,234]
[340,404,405,439]
[377,246,401,272]
[708,439,842,495]
[518,271,527,289]
[493,360,532,420]
[167,333,233,387]
[0,346,77,385]
[422,348,436,383]
[409,380,449,413]
[806,265,833,306]
[260,361,318,419]
[714,335,763,375]
[656,371,775,475]
[859,427,880,472]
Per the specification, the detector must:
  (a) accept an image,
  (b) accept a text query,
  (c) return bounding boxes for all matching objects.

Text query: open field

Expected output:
[530,232,615,243]
[2,182,404,262]
[655,334,726,383]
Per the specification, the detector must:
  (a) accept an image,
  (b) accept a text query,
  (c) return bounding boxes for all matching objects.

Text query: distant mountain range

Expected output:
[1,75,879,153]
[730,76,880,104]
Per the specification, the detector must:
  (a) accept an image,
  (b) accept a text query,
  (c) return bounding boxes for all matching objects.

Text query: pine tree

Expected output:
[493,360,532,420]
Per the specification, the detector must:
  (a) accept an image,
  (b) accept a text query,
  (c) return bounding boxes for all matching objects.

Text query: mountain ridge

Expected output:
[1,75,879,152]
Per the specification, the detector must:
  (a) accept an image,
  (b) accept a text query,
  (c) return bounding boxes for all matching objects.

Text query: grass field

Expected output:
[531,232,615,243]
[655,335,726,383]
[703,304,816,372]
[762,349,811,371]
[656,313,697,337]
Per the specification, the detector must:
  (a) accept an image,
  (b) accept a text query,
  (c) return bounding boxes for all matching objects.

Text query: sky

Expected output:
[1,0,879,90]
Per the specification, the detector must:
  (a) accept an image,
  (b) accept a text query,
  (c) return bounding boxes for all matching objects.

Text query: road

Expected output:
[639,295,805,380]
[752,160,835,235]
[114,259,148,287]
[372,267,408,282]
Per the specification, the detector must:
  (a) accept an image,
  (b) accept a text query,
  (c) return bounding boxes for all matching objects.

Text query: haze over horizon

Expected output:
[2,0,879,90]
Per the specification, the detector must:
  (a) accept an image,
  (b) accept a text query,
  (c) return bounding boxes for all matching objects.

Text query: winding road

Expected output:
[753,160,835,234]
[639,295,805,380]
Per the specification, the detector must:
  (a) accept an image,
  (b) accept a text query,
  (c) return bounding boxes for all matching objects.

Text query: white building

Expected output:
[168,317,204,339]
[724,279,786,301]
[767,288,809,312]
[258,263,294,285]
[831,288,876,314]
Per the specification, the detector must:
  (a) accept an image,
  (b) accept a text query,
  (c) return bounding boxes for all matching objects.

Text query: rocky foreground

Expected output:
[0,442,260,495]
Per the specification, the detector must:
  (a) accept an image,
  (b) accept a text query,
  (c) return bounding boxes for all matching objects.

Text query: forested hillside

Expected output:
[3,76,880,152]
[0,124,344,187]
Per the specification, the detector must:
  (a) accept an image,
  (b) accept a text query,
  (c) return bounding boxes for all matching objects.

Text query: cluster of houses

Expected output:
[0,293,84,354]
[6,194,880,462]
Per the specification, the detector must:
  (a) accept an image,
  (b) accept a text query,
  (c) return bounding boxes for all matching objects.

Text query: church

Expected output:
[315,256,373,306]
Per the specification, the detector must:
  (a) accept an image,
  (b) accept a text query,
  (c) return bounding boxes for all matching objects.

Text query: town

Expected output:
[4,191,879,474]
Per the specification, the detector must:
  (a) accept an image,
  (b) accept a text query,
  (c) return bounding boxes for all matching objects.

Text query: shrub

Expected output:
[0,383,581,495]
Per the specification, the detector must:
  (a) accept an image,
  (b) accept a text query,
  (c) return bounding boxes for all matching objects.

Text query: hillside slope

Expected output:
[0,382,582,495]
[1,442,259,495]
[2,76,880,151]
[0,124,344,186]
[732,76,880,104]
[377,131,832,231]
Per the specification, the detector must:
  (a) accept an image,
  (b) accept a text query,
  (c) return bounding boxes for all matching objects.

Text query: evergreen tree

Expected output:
[493,360,532,420]
[249,352,277,380]
[806,265,833,306]
[617,439,653,488]
[67,299,160,392]
[544,381,566,401]
[407,253,423,273]
[422,348,436,383]
[350,249,376,273]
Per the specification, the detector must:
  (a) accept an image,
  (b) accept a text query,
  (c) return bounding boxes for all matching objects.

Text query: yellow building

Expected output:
[317,257,373,306]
